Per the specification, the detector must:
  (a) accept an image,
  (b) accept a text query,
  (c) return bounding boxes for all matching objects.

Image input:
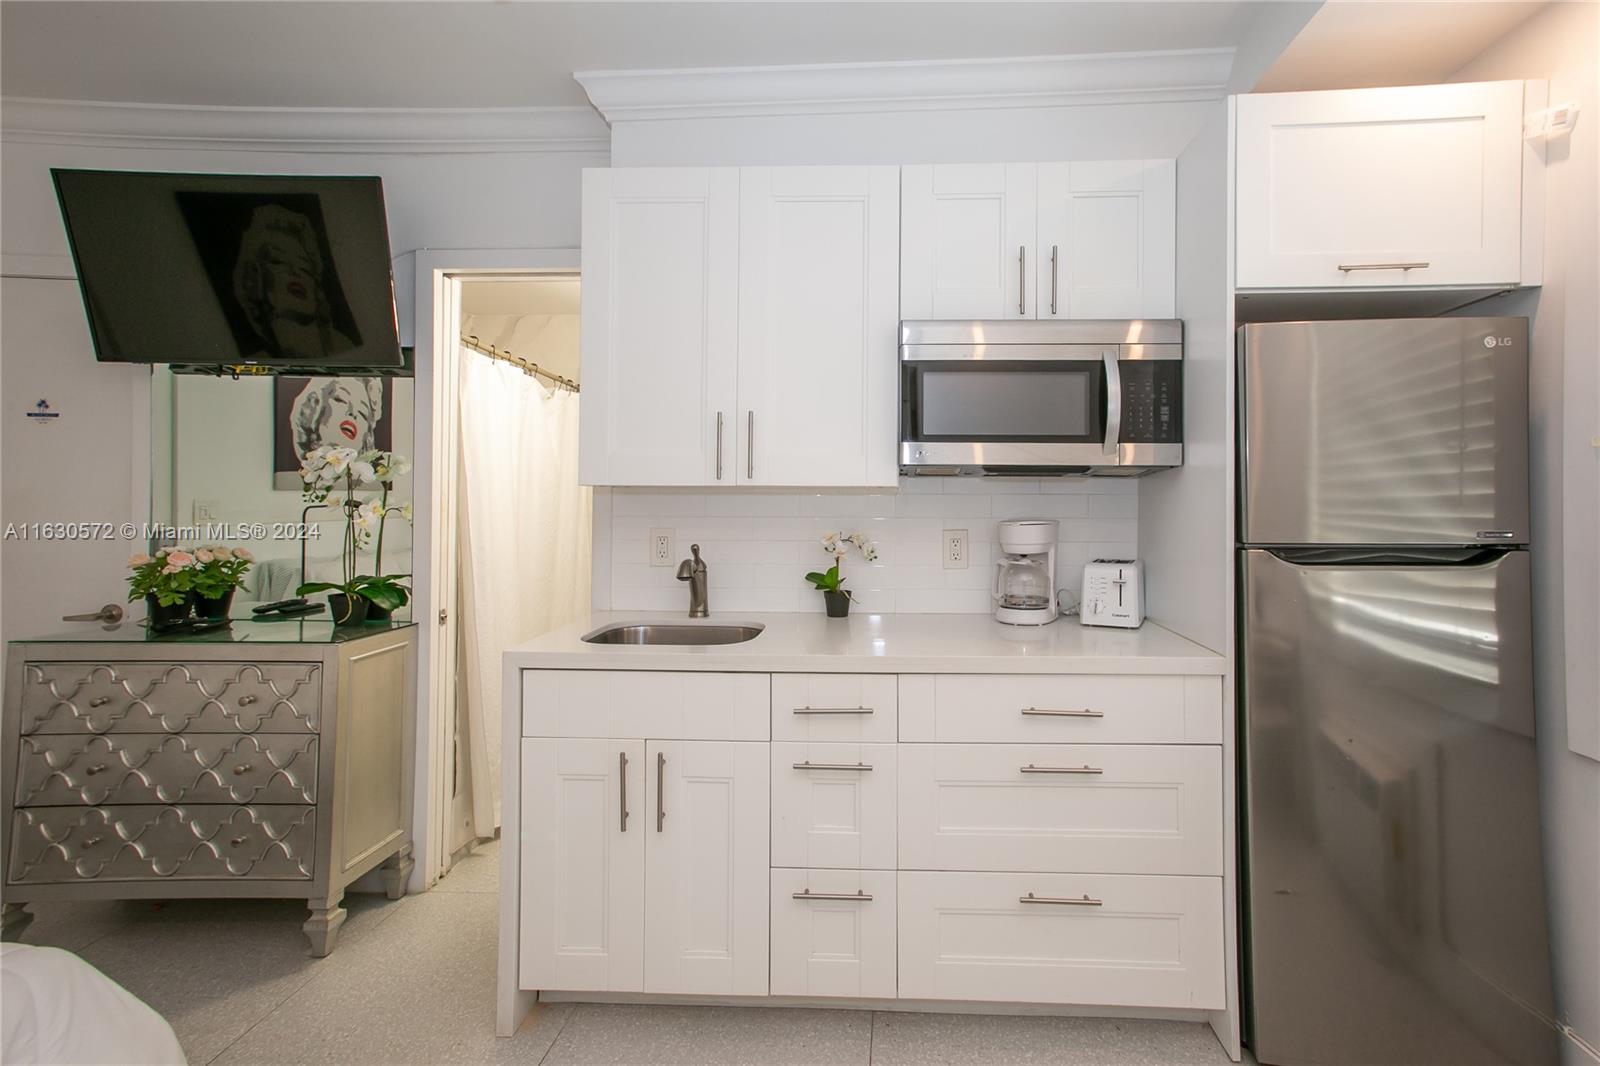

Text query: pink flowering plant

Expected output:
[191,545,254,601]
[127,546,255,607]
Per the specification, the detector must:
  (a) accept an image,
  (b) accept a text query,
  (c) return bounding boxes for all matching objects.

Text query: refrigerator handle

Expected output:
[1102,350,1121,457]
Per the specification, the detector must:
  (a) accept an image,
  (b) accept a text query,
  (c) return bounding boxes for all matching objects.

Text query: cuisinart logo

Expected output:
[1483,335,1516,348]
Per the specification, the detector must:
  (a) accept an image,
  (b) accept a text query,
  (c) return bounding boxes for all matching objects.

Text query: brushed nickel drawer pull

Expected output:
[1021,707,1104,718]
[1021,892,1102,906]
[792,706,872,715]
[1018,245,1027,315]
[89,696,112,708]
[233,764,254,775]
[793,761,873,772]
[1050,244,1059,315]
[237,695,259,706]
[1020,764,1103,775]
[793,890,873,902]
[619,751,629,833]
[85,763,109,776]
[715,412,724,481]
[1337,261,1430,272]
[655,751,666,832]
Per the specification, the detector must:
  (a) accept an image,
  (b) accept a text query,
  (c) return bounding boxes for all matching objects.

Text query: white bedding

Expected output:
[1,943,185,1065]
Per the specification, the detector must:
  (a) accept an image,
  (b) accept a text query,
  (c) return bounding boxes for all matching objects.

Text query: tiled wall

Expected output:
[599,478,1138,614]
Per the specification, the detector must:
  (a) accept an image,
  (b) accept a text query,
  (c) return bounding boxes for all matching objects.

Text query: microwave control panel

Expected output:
[1118,361,1182,444]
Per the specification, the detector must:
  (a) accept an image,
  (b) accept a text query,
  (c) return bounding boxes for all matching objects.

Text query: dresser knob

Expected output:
[237,695,259,706]
[233,764,254,775]
[89,696,111,707]
[230,836,247,848]
[85,763,109,776]
[83,836,102,848]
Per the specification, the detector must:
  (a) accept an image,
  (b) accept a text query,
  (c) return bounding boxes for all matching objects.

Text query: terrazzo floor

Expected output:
[14,840,1237,1065]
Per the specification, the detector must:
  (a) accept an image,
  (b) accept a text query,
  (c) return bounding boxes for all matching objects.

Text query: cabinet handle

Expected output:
[1102,349,1122,458]
[232,764,254,775]
[715,412,724,481]
[746,411,754,480]
[1337,261,1430,272]
[89,696,111,708]
[1021,892,1102,907]
[793,890,873,902]
[793,761,873,772]
[1020,707,1104,718]
[619,751,629,832]
[655,751,666,832]
[1018,245,1026,315]
[792,706,872,715]
[238,695,259,706]
[230,836,247,848]
[83,836,103,848]
[1020,764,1103,775]
[85,763,109,776]
[1050,244,1059,315]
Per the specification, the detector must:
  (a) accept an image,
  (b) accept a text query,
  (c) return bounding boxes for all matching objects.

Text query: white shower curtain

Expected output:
[458,348,589,831]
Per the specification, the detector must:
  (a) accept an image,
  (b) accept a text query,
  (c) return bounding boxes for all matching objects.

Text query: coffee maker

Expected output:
[993,519,1059,625]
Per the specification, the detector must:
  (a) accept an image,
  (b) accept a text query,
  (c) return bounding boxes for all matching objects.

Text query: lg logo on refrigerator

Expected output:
[1483,335,1515,348]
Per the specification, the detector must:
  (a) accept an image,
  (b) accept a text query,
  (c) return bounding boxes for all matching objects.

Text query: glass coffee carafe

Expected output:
[994,555,1052,611]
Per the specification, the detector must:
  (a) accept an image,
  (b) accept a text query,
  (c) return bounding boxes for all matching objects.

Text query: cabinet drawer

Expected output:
[898,744,1223,874]
[16,733,319,806]
[8,805,316,884]
[898,674,1221,743]
[772,675,897,743]
[772,743,896,870]
[19,661,322,735]
[522,671,769,740]
[771,868,896,999]
[898,871,1224,1009]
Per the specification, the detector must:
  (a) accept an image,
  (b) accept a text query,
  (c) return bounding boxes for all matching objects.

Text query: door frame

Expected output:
[409,248,579,898]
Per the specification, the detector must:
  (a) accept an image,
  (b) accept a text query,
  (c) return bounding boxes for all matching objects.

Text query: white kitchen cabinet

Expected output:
[522,670,769,741]
[738,167,900,486]
[1236,81,1536,289]
[902,161,1176,321]
[772,742,897,870]
[519,739,645,992]
[579,167,739,486]
[643,740,770,995]
[897,673,1222,744]
[771,868,897,999]
[771,674,898,744]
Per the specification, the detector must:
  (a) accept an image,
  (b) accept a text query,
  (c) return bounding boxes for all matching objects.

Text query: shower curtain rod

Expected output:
[459,334,579,393]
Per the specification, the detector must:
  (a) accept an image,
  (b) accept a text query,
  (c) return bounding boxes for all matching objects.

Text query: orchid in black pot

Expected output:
[293,446,411,624]
[805,531,879,618]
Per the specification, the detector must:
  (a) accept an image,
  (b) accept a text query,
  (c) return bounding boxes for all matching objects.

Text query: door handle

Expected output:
[655,751,666,832]
[1102,349,1122,458]
[1020,764,1103,774]
[792,761,873,772]
[1020,892,1103,906]
[1020,707,1104,718]
[1050,244,1059,315]
[1337,261,1430,272]
[793,890,873,902]
[746,411,754,480]
[791,706,872,716]
[63,604,123,624]
[1018,245,1027,315]
[715,412,724,481]
[619,751,629,832]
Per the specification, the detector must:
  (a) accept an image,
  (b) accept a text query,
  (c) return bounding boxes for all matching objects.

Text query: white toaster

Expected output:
[1080,559,1145,628]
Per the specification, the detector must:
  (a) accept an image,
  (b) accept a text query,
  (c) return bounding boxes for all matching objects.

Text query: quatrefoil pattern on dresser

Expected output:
[16,733,319,806]
[20,662,322,734]
[8,804,316,882]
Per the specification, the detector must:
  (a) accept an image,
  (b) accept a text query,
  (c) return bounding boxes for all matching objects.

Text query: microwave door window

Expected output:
[916,367,1099,442]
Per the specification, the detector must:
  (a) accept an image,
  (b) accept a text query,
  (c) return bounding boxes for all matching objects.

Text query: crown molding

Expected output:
[577,49,1236,123]
[0,98,612,154]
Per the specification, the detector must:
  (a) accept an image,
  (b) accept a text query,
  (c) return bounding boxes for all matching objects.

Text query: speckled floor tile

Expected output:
[432,838,502,894]
[542,1003,872,1065]
[7,897,144,953]
[868,1012,1231,1065]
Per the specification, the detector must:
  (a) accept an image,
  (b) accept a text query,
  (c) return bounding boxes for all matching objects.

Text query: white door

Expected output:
[0,277,149,645]
[1236,81,1526,289]
[519,738,645,991]
[579,168,739,485]
[1036,161,1175,318]
[901,164,1037,319]
[644,740,769,995]
[737,167,899,486]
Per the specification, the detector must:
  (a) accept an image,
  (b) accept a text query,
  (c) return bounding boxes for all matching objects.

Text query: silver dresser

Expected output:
[0,617,416,955]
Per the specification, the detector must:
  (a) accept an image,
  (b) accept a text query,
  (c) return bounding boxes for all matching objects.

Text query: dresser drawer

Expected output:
[521,671,769,740]
[15,733,319,807]
[19,662,322,735]
[898,674,1221,743]
[771,868,896,999]
[898,744,1223,875]
[897,871,1225,1009]
[8,805,316,884]
[771,675,897,743]
[772,743,896,870]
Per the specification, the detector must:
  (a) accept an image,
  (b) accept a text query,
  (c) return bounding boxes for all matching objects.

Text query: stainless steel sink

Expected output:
[581,623,765,646]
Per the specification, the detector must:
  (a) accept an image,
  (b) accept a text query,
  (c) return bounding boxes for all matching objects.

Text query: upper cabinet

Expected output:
[581,166,899,488]
[901,161,1176,321]
[1236,81,1541,290]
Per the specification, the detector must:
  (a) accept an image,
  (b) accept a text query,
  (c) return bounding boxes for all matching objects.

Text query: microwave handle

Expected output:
[1102,350,1122,457]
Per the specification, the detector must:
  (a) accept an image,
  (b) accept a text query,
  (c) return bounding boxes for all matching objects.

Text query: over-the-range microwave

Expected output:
[899,319,1183,476]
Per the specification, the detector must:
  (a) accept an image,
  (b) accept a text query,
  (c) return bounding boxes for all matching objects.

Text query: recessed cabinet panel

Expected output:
[771,868,896,999]
[901,164,1037,320]
[1036,161,1175,319]
[771,674,898,743]
[897,673,1220,743]
[772,742,896,870]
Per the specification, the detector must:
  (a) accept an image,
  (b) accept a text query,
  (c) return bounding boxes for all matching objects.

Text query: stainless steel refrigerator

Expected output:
[1238,318,1558,1065]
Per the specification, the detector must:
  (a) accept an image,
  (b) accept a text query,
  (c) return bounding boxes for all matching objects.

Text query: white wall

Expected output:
[1447,4,1600,1059]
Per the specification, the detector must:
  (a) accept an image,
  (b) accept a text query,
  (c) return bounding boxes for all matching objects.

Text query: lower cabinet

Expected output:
[520,737,769,996]
[771,868,897,998]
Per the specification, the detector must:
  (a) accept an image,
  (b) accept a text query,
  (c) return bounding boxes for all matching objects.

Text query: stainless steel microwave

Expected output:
[899,319,1183,476]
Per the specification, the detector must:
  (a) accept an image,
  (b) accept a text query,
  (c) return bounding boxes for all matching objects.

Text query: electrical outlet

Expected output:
[193,499,220,524]
[943,529,968,570]
[649,529,676,567]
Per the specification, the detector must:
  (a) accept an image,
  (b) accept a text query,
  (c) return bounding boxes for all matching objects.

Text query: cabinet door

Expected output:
[519,739,645,991]
[1236,81,1526,289]
[643,740,770,995]
[579,167,739,485]
[772,742,897,869]
[901,164,1036,320]
[1036,161,1175,318]
[738,167,900,486]
[771,868,897,998]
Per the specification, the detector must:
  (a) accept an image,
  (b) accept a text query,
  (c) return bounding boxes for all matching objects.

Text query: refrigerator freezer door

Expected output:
[1239,318,1530,546]
[1240,548,1556,1065]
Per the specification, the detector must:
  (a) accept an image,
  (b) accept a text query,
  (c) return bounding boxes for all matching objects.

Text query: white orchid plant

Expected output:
[805,531,880,599]
[296,446,412,614]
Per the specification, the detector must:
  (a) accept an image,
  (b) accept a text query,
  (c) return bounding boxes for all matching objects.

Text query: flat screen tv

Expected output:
[52,170,405,373]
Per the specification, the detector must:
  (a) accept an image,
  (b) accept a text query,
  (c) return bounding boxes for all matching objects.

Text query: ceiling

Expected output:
[0,1,1260,109]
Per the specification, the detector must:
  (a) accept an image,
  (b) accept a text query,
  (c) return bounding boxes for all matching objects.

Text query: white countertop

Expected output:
[505,611,1223,675]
